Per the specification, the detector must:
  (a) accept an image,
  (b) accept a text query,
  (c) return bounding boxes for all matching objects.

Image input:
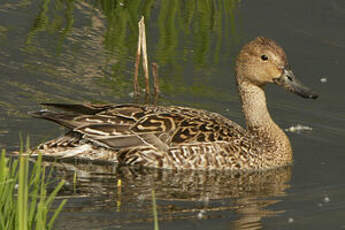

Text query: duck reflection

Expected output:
[46,161,291,230]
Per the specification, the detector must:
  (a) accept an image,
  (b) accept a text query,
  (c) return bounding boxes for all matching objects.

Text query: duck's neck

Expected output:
[237,78,292,160]
[238,80,274,130]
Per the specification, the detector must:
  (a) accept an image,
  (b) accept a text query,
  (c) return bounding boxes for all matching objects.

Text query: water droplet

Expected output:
[288,217,294,223]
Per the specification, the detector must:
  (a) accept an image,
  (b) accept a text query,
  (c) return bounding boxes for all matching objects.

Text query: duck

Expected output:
[31,36,318,170]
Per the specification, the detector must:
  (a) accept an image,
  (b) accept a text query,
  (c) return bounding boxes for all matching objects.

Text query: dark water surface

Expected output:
[1,0,345,229]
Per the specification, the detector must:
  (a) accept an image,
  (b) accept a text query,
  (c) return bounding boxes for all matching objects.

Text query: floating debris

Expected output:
[197,210,206,220]
[323,196,330,203]
[320,78,327,83]
[285,124,313,133]
[288,217,294,223]
[128,91,135,98]
[39,109,49,113]
[0,130,8,134]
[129,89,146,98]
[137,194,146,201]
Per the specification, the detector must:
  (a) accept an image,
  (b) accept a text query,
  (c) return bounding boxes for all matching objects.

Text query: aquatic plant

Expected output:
[152,189,159,230]
[0,146,66,230]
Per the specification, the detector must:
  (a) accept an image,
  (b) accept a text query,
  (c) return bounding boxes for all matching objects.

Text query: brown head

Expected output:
[236,36,318,99]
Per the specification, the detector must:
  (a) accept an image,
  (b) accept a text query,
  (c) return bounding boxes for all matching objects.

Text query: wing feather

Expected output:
[32,104,246,152]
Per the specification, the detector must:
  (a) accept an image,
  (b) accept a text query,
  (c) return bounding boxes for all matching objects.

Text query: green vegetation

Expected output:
[152,189,159,230]
[0,146,67,230]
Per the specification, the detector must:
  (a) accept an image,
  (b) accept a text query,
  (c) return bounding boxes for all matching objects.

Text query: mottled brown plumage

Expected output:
[31,36,318,170]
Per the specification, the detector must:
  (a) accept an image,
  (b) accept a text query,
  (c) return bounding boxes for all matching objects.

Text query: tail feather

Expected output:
[41,103,113,115]
[30,111,81,129]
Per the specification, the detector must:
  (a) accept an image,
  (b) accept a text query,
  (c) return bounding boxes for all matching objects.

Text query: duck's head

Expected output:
[236,36,318,99]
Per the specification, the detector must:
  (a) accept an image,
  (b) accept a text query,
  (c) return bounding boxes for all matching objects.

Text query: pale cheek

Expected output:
[269,68,282,79]
[258,68,280,83]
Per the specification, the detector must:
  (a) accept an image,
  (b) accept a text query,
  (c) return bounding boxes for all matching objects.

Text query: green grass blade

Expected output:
[152,189,159,230]
[17,155,27,230]
[28,153,42,229]
[45,179,65,207]
[47,199,67,230]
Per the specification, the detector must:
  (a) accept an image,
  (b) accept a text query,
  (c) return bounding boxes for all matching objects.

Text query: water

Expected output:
[1,0,345,229]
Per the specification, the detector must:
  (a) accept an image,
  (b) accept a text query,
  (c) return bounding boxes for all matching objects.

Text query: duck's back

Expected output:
[33,104,264,169]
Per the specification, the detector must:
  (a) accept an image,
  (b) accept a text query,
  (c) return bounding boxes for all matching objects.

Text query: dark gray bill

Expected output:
[273,69,318,99]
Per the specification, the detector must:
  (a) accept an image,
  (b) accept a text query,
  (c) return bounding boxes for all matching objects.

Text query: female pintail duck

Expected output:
[32,36,318,170]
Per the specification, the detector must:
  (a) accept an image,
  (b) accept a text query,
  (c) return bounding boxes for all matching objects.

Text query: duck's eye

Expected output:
[261,55,268,61]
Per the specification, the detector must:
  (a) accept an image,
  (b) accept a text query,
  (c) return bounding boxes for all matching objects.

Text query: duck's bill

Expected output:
[273,69,319,99]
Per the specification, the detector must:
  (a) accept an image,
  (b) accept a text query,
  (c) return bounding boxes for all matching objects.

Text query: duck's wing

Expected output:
[32,104,246,152]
